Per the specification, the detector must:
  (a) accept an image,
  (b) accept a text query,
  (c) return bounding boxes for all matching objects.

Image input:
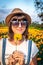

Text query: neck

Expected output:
[14,38,24,45]
[8,36,25,46]
[9,38,24,46]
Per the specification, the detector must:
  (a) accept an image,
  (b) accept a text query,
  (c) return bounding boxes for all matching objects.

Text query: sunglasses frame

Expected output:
[11,18,27,27]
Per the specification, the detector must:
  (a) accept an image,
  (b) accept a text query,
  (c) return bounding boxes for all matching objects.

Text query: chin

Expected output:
[16,32,23,34]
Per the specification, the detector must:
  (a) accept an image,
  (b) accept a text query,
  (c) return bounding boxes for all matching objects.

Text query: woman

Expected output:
[0,8,39,65]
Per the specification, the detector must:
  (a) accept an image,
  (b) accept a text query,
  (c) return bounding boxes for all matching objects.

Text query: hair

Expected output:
[8,14,30,41]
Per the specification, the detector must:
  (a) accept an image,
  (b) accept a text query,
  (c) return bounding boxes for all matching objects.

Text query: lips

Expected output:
[17,29,22,31]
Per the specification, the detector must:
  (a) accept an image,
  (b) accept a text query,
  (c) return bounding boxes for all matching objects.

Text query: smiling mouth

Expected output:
[17,29,22,31]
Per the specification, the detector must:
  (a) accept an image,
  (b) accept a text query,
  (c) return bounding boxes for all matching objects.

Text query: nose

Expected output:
[19,22,22,27]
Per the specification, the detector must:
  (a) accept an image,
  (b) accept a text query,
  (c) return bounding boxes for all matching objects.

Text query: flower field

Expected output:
[0,26,43,65]
[28,28,43,65]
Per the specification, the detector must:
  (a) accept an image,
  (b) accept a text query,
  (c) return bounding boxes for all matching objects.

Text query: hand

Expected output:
[12,51,25,65]
[7,51,25,65]
[8,55,17,65]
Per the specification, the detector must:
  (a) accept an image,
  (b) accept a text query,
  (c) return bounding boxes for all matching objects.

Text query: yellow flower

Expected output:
[14,34,22,40]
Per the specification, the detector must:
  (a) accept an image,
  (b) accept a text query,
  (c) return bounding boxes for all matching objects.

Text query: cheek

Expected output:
[22,27,26,32]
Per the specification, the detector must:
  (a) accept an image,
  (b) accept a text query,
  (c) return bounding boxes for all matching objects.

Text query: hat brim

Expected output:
[5,12,31,26]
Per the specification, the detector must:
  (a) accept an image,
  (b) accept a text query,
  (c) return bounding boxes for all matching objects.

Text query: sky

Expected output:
[0,0,42,24]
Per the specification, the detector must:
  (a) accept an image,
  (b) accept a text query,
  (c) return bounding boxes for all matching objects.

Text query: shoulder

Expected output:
[0,38,8,45]
[0,38,8,52]
[27,40,37,47]
[26,40,34,45]
[0,38,8,42]
[0,38,3,46]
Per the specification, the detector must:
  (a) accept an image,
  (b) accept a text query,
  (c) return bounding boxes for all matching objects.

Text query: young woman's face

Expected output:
[12,23,26,34]
[11,16,27,34]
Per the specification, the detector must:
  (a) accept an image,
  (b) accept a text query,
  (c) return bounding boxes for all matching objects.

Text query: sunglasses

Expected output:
[11,19,27,27]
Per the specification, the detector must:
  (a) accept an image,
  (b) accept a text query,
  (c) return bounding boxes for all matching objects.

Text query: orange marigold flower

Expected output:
[14,34,22,41]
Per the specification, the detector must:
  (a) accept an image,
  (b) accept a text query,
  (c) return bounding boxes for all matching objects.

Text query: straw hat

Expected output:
[5,8,31,26]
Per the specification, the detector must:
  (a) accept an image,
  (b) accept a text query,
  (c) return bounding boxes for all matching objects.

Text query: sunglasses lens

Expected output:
[12,22,19,26]
[21,22,26,26]
[11,19,27,27]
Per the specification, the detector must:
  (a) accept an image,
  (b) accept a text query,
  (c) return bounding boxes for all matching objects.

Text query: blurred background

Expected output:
[0,0,43,65]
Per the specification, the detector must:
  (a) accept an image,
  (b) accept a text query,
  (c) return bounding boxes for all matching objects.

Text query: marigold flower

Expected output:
[14,34,22,41]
